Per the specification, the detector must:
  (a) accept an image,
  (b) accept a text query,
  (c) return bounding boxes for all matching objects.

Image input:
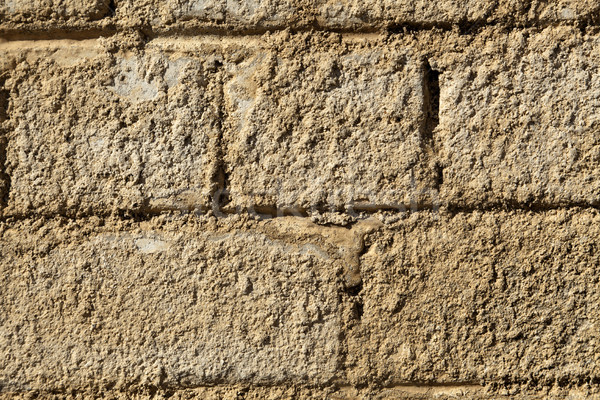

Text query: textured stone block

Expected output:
[0,0,109,21]
[4,42,220,216]
[317,0,600,28]
[348,209,600,387]
[225,0,309,28]
[0,217,341,391]
[223,34,434,211]
[436,27,600,207]
[115,0,600,31]
[115,0,225,27]
[116,0,308,32]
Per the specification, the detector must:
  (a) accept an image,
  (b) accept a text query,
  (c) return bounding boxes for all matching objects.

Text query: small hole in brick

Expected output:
[423,59,440,144]
[435,162,444,188]
[354,300,364,320]
[344,282,363,321]
[345,281,362,297]
[107,0,116,16]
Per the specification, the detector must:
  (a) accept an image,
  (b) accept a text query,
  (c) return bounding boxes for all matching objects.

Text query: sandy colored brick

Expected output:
[115,0,225,27]
[0,0,109,21]
[114,0,600,31]
[348,209,600,388]
[436,26,600,207]
[0,216,341,392]
[3,40,221,216]
[225,0,306,28]
[223,33,434,212]
[317,0,600,28]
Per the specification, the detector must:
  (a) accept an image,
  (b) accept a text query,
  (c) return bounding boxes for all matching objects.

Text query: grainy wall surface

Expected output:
[2,1,600,399]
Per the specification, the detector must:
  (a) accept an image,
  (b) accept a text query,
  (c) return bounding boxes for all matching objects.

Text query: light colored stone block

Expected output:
[0,217,341,391]
[436,27,600,207]
[223,34,434,211]
[348,210,600,387]
[317,0,600,28]
[4,41,220,216]
[0,0,109,20]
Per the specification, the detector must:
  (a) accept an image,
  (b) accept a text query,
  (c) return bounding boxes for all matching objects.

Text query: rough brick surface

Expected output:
[116,0,304,29]
[113,0,600,31]
[317,0,600,28]
[436,27,600,207]
[3,0,600,397]
[0,216,341,392]
[2,41,220,216]
[0,0,109,22]
[348,209,600,388]
[223,33,434,211]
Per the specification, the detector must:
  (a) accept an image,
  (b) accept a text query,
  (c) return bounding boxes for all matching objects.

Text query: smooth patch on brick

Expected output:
[223,34,435,211]
[4,42,220,216]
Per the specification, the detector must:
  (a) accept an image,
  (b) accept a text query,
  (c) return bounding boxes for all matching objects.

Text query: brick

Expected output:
[115,0,600,31]
[0,0,109,21]
[223,34,435,211]
[436,27,600,207]
[116,0,306,31]
[226,0,304,28]
[317,0,600,28]
[115,0,225,27]
[3,41,220,216]
[348,209,600,387]
[0,217,341,391]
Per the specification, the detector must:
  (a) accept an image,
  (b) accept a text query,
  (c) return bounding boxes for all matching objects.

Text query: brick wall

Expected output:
[2,1,600,399]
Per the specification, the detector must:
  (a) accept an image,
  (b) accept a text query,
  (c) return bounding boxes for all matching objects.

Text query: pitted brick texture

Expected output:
[437,27,600,208]
[4,0,600,32]
[0,217,341,392]
[0,0,109,22]
[223,34,433,211]
[348,209,600,387]
[3,43,220,216]
[2,1,600,398]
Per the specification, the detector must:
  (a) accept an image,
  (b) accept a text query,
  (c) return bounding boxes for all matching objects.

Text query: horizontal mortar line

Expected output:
[0,382,357,396]
[2,202,600,224]
[384,382,481,388]
[0,17,595,42]
[0,27,118,41]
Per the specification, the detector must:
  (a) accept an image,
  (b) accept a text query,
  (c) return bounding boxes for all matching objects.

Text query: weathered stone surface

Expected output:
[348,209,600,389]
[115,0,224,28]
[7,384,565,400]
[436,27,600,207]
[116,0,305,28]
[0,0,109,22]
[0,216,341,392]
[223,33,434,212]
[114,0,600,31]
[2,40,221,216]
[5,384,578,400]
[317,0,600,28]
